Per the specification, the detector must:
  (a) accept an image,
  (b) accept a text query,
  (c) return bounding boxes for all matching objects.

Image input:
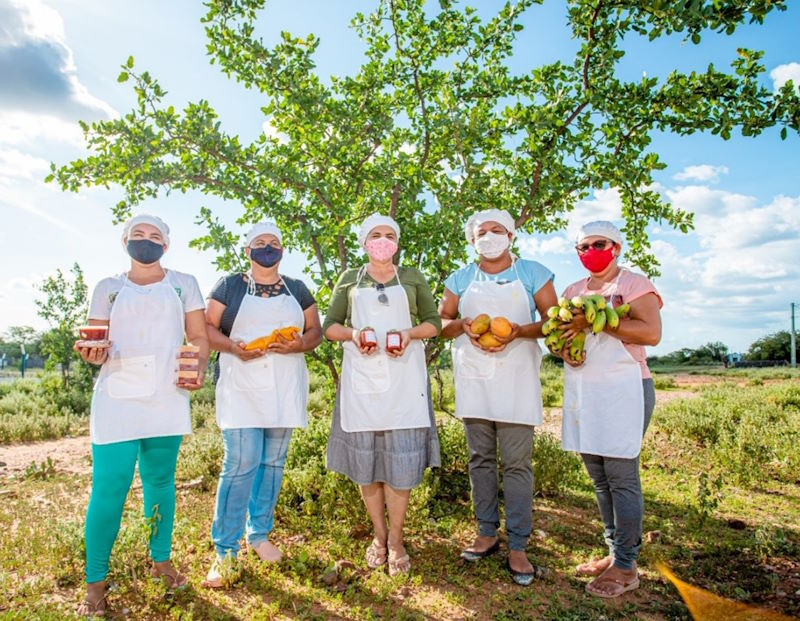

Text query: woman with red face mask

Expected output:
[558,220,662,599]
[323,213,441,577]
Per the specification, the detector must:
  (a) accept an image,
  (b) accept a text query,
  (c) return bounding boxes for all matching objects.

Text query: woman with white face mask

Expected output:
[439,208,557,586]
[323,213,441,577]
[558,221,662,599]
[202,221,322,587]
[75,214,209,616]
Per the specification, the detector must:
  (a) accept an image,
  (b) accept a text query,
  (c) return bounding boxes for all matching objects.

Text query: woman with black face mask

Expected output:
[202,221,322,587]
[74,214,209,617]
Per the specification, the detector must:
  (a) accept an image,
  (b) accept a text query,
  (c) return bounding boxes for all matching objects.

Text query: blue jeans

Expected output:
[211,427,293,558]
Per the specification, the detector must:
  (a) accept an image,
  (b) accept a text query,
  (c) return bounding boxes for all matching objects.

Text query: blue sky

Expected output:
[0,0,798,356]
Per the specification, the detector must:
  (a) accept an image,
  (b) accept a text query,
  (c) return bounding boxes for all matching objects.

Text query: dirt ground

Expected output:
[0,378,706,479]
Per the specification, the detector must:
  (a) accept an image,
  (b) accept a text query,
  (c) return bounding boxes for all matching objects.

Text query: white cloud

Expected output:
[0,110,84,147]
[565,187,623,240]
[0,148,49,183]
[770,62,800,93]
[518,234,572,256]
[673,164,729,183]
[0,0,116,129]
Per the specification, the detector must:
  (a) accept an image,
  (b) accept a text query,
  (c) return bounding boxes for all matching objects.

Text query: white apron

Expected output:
[339,266,429,432]
[561,277,644,458]
[452,262,543,425]
[216,275,309,429]
[90,274,191,444]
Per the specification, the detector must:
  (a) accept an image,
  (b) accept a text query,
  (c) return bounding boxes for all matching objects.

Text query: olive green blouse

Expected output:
[322,266,442,333]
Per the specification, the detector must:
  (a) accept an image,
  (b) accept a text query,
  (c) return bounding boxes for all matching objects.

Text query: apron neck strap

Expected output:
[245,271,285,297]
[473,257,518,283]
[356,264,399,288]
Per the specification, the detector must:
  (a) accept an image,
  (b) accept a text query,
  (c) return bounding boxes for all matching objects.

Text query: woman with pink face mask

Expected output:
[559,220,662,599]
[323,213,441,577]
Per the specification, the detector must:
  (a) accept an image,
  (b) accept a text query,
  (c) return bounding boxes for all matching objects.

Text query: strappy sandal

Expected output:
[388,549,411,577]
[150,562,188,590]
[365,540,388,569]
[76,595,107,617]
[585,568,640,598]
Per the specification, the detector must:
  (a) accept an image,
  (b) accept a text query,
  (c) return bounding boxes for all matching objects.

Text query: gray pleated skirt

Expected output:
[326,380,441,490]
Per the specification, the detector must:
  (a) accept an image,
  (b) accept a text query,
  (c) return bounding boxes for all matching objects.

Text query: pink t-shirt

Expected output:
[562,268,662,379]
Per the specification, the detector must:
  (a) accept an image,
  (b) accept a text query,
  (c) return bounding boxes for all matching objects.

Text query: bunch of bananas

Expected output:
[541,295,630,360]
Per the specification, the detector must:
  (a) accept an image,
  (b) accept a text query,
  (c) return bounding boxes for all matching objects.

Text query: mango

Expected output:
[490,316,513,338]
[278,326,301,339]
[478,332,503,349]
[244,333,276,351]
[471,313,491,335]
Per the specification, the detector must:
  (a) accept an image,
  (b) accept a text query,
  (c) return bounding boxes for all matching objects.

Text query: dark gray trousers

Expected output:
[463,419,535,551]
[580,378,656,570]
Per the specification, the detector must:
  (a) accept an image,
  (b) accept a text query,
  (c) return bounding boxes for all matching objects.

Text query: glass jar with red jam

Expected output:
[386,329,402,353]
[360,327,378,347]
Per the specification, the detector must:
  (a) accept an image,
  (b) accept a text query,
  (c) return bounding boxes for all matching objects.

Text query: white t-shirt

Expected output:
[88,269,205,320]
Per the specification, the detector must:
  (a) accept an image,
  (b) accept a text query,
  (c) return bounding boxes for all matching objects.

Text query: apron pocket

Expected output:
[349,353,391,395]
[107,355,157,399]
[453,343,496,380]
[233,357,276,391]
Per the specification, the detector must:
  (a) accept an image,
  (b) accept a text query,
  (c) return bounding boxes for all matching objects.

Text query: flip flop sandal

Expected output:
[201,558,226,589]
[150,565,188,591]
[505,559,546,587]
[575,557,613,577]
[388,552,411,577]
[585,573,640,598]
[460,539,500,562]
[365,540,388,569]
[77,595,107,617]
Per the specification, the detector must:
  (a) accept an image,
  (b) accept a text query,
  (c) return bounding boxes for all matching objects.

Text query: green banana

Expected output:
[547,306,560,320]
[570,296,584,308]
[541,318,559,336]
[558,307,574,322]
[588,294,606,310]
[558,296,570,309]
[604,306,620,330]
[544,329,564,348]
[592,309,606,333]
[615,303,630,317]
[583,298,596,323]
[569,331,586,361]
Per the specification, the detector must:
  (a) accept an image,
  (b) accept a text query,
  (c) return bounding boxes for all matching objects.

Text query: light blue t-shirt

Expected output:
[444,259,554,322]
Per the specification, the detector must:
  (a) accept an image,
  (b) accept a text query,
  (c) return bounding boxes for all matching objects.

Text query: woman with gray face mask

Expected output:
[439,209,557,586]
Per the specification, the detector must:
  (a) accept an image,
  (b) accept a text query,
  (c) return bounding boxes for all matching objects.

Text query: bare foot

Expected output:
[576,554,613,577]
[508,549,534,574]
[586,564,639,598]
[151,560,188,589]
[464,535,499,554]
[249,539,282,563]
[77,580,106,617]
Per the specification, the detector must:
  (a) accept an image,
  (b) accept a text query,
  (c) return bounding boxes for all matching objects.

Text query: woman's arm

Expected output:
[74,318,111,365]
[606,292,661,346]
[519,279,558,339]
[205,299,263,360]
[183,309,210,390]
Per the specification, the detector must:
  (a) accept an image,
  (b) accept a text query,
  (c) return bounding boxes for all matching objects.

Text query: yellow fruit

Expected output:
[278,326,301,339]
[490,316,513,338]
[478,332,503,349]
[244,333,275,350]
[471,313,491,335]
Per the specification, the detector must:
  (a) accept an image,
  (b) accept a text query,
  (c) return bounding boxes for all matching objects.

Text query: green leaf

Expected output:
[117,71,129,83]
[126,55,134,68]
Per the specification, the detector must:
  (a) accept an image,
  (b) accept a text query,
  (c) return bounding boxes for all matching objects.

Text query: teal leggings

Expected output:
[85,436,183,583]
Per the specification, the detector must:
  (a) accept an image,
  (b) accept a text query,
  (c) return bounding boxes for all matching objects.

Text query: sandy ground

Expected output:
[0,435,93,477]
[0,380,705,479]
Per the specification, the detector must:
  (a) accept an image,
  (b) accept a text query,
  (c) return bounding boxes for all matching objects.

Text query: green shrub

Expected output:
[652,374,677,390]
[656,383,800,484]
[532,431,585,496]
[540,358,563,407]
[176,428,224,491]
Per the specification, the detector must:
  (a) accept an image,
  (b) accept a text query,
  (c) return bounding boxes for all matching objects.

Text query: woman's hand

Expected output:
[461,317,485,350]
[230,341,265,361]
[268,332,305,354]
[353,328,379,356]
[493,322,520,346]
[561,348,585,368]
[385,329,412,358]
[179,367,206,391]
[74,343,109,366]
[561,310,590,341]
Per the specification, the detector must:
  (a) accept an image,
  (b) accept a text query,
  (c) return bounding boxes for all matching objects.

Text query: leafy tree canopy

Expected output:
[48,1,799,375]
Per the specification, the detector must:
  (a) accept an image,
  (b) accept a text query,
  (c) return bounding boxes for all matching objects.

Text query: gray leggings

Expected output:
[580,378,656,570]
[463,419,535,551]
